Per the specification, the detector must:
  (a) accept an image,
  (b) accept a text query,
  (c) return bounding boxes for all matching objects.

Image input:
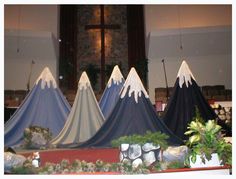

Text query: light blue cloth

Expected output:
[99,78,124,119]
[4,79,71,147]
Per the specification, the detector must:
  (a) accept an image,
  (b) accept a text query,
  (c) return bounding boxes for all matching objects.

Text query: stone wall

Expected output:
[76,5,128,91]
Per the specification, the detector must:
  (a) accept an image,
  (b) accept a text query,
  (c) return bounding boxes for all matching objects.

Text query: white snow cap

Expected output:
[36,67,57,89]
[120,67,149,103]
[107,65,124,88]
[177,60,196,88]
[78,72,91,90]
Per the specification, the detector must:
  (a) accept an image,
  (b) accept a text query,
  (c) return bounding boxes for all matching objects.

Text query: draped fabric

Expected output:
[51,72,105,146]
[4,80,71,147]
[127,5,147,87]
[99,79,124,119]
[99,65,124,119]
[162,78,217,140]
[67,68,183,148]
[75,92,183,148]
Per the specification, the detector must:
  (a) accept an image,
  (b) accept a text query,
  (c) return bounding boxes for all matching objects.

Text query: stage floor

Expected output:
[18,148,120,165]
[12,148,231,175]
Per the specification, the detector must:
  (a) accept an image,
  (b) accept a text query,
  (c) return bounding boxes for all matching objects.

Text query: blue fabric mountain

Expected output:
[99,65,124,119]
[4,67,71,147]
[69,67,183,148]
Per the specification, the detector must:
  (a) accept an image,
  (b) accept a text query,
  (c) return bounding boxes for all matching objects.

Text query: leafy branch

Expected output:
[111,131,169,150]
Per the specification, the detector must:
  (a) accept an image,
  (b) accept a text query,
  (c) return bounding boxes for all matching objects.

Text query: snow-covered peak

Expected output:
[36,67,57,89]
[177,60,196,88]
[120,67,149,103]
[107,65,124,88]
[78,72,91,90]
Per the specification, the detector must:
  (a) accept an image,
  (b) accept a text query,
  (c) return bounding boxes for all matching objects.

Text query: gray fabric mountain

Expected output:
[51,72,105,146]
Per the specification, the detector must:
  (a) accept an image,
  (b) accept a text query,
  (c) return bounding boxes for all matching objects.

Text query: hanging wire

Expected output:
[17,5,21,53]
[177,6,183,52]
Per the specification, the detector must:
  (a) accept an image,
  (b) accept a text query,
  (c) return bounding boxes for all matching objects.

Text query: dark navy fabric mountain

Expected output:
[162,60,217,140]
[71,67,183,148]
[4,67,71,147]
[99,65,124,119]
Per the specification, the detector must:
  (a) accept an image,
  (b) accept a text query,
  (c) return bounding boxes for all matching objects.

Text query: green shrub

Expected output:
[111,131,169,150]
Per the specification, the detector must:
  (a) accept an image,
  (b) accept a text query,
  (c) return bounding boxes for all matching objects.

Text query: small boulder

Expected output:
[162,146,188,163]
[4,152,26,173]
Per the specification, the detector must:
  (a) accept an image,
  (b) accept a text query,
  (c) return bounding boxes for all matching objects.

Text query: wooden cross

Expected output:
[85,5,120,91]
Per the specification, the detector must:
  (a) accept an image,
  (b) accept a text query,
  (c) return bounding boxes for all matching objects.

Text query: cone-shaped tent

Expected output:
[99,65,124,119]
[162,60,217,140]
[51,72,105,146]
[71,67,182,148]
[4,67,71,147]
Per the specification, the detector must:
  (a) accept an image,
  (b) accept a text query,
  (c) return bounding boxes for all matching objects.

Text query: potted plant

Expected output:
[184,113,232,168]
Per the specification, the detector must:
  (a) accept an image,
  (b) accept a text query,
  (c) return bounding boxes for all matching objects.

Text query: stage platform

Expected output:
[18,148,120,166]
[15,148,231,175]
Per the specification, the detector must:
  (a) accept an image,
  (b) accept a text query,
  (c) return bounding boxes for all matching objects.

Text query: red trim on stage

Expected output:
[19,148,120,166]
[57,172,121,175]
[18,148,231,175]
[152,165,231,173]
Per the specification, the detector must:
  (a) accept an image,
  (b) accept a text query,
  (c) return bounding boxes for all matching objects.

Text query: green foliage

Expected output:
[134,58,148,88]
[192,106,205,124]
[11,165,38,174]
[59,58,75,79]
[10,159,151,174]
[11,160,38,174]
[152,161,187,172]
[111,131,169,150]
[80,63,100,90]
[184,110,232,166]
[167,161,186,169]
[105,62,123,80]
[23,125,52,149]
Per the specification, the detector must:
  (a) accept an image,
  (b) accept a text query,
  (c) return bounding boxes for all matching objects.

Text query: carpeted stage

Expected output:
[15,148,231,175]
[18,148,120,166]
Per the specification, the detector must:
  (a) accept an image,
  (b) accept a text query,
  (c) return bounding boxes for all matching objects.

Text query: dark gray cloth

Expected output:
[162,78,217,140]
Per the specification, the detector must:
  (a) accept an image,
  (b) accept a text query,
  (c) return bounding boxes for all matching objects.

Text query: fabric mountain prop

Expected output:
[99,65,124,119]
[162,60,217,140]
[51,72,105,146]
[72,67,182,148]
[4,67,71,147]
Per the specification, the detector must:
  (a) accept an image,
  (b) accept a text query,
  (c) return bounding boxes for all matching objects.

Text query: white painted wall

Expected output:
[144,5,232,104]
[5,59,57,91]
[4,5,59,39]
[4,5,59,90]
[144,5,232,37]
[148,55,232,103]
[4,29,58,90]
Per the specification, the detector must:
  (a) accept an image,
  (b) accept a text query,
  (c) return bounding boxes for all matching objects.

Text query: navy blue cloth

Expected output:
[67,90,183,148]
[162,78,217,140]
[99,79,124,119]
[4,80,71,147]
